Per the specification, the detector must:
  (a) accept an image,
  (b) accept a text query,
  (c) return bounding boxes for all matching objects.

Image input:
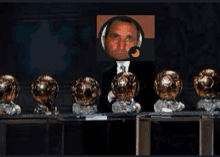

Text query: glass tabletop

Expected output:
[0,111,219,121]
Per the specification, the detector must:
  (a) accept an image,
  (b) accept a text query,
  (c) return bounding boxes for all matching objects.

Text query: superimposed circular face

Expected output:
[154,70,183,100]
[71,76,101,106]
[0,75,20,103]
[111,72,139,101]
[104,20,139,60]
[31,75,59,104]
[193,68,217,99]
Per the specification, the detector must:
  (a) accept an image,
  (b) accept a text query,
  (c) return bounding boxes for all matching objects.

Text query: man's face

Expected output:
[104,20,138,60]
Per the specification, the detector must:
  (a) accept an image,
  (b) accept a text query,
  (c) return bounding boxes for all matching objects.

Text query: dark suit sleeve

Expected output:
[151,63,159,107]
[133,62,158,112]
[98,71,111,113]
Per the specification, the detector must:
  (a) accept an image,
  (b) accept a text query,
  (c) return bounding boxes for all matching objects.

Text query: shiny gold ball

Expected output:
[31,75,59,104]
[111,72,139,102]
[154,70,183,100]
[0,75,20,103]
[71,76,101,106]
[193,68,217,99]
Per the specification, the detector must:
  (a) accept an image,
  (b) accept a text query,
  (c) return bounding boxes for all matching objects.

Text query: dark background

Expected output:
[1,3,220,113]
[1,3,220,155]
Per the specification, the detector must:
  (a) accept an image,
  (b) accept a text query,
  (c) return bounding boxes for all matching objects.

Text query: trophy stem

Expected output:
[0,101,21,115]
[197,98,220,112]
[112,99,141,113]
[154,99,185,112]
[72,103,97,115]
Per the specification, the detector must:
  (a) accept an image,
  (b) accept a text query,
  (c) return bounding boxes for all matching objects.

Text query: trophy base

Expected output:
[34,104,59,115]
[72,103,97,115]
[197,99,220,112]
[112,100,141,113]
[154,99,185,112]
[0,102,21,115]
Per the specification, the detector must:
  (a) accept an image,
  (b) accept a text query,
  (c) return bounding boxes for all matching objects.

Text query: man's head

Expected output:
[103,16,142,60]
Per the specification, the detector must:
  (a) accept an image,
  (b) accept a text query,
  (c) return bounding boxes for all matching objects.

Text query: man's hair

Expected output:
[104,16,143,41]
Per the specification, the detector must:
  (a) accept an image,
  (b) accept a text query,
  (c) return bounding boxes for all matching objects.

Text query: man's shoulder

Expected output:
[130,61,155,69]
[103,62,116,75]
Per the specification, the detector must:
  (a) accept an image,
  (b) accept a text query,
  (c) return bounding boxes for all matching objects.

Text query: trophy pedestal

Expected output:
[197,99,220,112]
[72,103,97,115]
[0,102,21,115]
[112,100,141,113]
[34,104,59,115]
[154,99,185,112]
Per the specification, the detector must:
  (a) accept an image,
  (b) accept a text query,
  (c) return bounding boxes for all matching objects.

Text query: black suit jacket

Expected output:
[98,61,158,113]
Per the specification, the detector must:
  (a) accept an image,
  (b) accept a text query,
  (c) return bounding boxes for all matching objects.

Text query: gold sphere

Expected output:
[0,74,20,103]
[111,72,139,102]
[193,68,217,99]
[31,75,59,104]
[71,76,101,106]
[154,70,183,100]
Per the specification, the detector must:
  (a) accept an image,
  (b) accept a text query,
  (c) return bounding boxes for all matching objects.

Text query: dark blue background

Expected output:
[1,3,220,155]
[1,3,220,113]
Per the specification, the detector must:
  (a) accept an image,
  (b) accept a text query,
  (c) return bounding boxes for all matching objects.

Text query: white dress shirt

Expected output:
[116,61,130,74]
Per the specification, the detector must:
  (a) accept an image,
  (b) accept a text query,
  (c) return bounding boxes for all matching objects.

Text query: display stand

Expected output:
[0,111,218,155]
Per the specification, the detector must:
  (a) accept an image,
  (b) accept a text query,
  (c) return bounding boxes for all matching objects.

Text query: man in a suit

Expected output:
[98,16,158,155]
[98,16,158,113]
[99,61,157,113]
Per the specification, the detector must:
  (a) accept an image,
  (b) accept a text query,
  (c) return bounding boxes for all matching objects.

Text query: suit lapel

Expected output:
[128,61,133,72]
[111,62,117,75]
[110,61,139,77]
[129,61,137,75]
[106,62,117,83]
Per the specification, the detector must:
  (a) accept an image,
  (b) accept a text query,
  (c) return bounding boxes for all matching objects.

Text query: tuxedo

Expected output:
[98,61,158,113]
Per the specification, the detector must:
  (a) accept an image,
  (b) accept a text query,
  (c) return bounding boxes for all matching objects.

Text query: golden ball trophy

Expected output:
[154,70,185,112]
[193,68,219,111]
[110,72,141,113]
[31,75,59,115]
[0,75,21,115]
[71,76,101,115]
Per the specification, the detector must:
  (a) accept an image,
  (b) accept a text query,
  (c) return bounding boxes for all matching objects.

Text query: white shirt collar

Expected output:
[116,61,130,67]
[116,61,130,74]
